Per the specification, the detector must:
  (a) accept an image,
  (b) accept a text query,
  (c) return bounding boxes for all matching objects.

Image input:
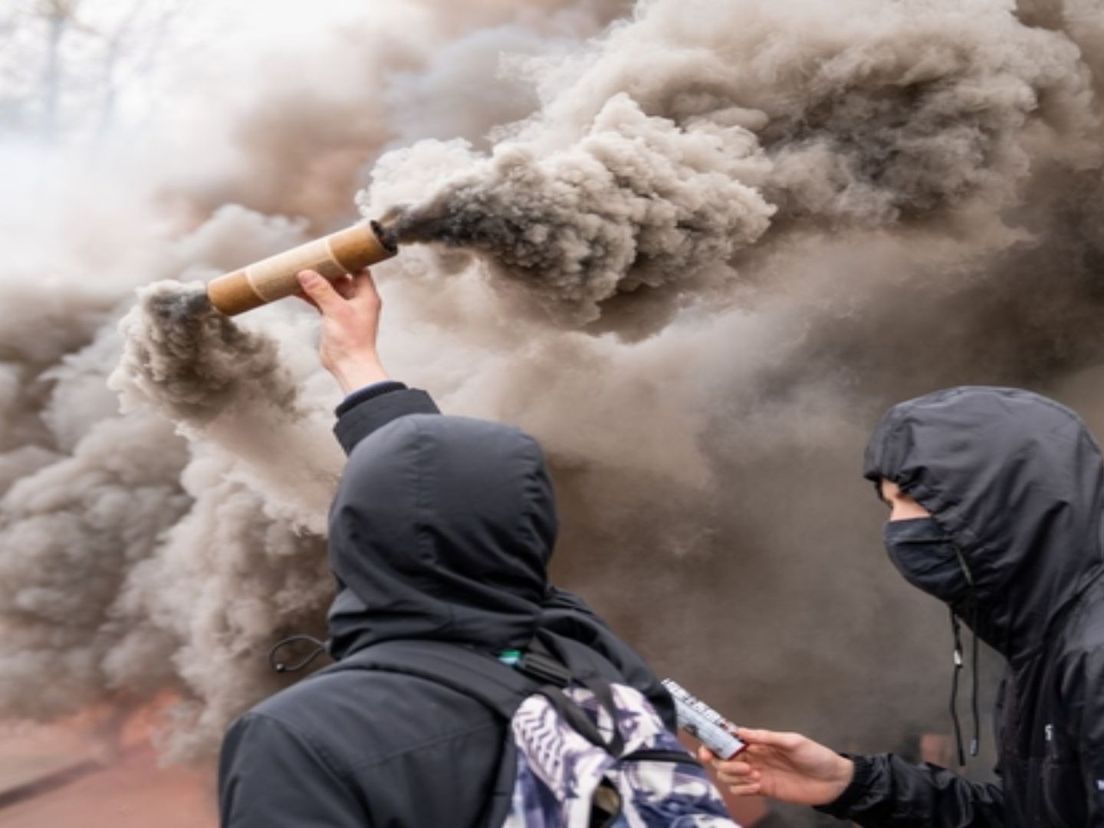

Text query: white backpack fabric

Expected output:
[505,682,739,827]
[348,637,740,828]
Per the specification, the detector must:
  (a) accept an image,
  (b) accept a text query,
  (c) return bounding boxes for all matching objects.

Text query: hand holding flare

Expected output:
[699,728,855,806]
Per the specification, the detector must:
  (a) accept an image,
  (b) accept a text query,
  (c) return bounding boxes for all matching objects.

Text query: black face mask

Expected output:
[883,517,972,605]
[884,515,984,765]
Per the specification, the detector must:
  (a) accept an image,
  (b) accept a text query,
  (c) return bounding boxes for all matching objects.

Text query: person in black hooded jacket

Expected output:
[217,268,676,827]
[705,385,1104,826]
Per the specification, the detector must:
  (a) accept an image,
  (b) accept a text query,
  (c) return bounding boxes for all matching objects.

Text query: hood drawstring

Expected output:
[949,609,967,767]
[949,546,980,767]
[969,607,980,759]
[269,634,329,673]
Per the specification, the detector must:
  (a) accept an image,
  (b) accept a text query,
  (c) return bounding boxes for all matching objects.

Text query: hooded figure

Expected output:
[218,386,673,827]
[819,386,1104,826]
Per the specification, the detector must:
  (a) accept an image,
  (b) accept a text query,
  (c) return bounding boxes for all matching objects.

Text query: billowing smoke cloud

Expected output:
[111,278,343,528]
[369,0,1097,330]
[0,0,636,762]
[3,2,1104,802]
[379,95,775,324]
[114,283,293,422]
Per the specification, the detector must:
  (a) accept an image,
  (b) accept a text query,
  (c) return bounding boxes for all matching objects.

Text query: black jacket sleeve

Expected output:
[1066,646,1104,825]
[333,384,440,455]
[815,753,1005,826]
[219,713,368,828]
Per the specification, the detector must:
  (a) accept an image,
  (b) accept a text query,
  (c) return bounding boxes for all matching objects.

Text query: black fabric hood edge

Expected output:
[863,386,1104,661]
[325,413,558,659]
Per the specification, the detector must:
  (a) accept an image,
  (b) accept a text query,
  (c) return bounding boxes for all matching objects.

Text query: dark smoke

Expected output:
[369,0,1098,334]
[383,94,774,325]
[114,282,300,423]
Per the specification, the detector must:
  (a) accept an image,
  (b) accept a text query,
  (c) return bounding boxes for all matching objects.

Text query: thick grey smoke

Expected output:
[113,283,294,422]
[112,279,343,530]
[380,95,775,324]
[3,4,1104,809]
[0,0,636,762]
[370,0,1097,330]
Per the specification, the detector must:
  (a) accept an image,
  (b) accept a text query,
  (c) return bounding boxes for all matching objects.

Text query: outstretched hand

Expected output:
[699,728,854,807]
[296,268,389,393]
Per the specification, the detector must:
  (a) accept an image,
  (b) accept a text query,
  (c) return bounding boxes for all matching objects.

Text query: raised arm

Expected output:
[296,268,438,453]
[296,268,388,393]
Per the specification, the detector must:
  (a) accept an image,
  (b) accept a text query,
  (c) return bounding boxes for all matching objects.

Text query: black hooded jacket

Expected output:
[218,386,673,827]
[820,387,1104,826]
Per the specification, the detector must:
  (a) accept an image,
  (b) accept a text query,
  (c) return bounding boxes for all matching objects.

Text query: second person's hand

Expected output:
[700,728,854,807]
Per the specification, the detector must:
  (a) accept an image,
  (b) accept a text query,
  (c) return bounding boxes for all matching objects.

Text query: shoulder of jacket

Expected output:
[1045,628,1104,704]
[248,667,408,720]
[242,668,501,763]
[1054,592,1104,656]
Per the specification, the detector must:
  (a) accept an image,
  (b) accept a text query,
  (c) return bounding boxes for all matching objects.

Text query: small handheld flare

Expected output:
[662,678,746,759]
[206,220,398,315]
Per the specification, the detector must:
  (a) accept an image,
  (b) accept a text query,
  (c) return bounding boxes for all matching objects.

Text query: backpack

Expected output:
[339,633,740,828]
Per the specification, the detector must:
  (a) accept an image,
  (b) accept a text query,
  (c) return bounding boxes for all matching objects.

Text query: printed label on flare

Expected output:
[662,678,746,759]
[245,238,347,301]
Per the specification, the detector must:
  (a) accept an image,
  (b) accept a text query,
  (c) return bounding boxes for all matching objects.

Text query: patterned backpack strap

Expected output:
[532,633,635,755]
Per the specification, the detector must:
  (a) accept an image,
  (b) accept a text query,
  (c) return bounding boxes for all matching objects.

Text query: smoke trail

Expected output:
[370,0,1096,329]
[378,95,774,324]
[113,283,294,422]
[112,279,342,529]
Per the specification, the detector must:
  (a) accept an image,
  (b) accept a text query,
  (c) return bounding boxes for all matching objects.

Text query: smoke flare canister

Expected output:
[662,678,746,759]
[206,220,398,315]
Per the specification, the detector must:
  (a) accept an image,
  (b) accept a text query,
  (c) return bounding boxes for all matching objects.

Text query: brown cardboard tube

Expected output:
[206,220,398,316]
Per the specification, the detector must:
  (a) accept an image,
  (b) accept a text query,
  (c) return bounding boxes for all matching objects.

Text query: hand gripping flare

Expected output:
[206,220,398,315]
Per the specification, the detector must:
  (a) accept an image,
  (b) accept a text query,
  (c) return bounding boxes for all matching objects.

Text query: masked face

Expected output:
[883,517,973,605]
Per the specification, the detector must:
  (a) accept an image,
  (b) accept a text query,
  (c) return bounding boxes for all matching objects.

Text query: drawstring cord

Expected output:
[949,545,981,766]
[269,635,328,673]
[969,608,980,758]
[949,609,967,767]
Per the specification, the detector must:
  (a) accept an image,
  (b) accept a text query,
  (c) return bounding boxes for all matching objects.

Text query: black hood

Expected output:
[326,414,557,658]
[864,386,1104,661]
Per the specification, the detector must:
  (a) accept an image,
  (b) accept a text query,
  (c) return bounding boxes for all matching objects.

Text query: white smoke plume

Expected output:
[2,1,1104,796]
